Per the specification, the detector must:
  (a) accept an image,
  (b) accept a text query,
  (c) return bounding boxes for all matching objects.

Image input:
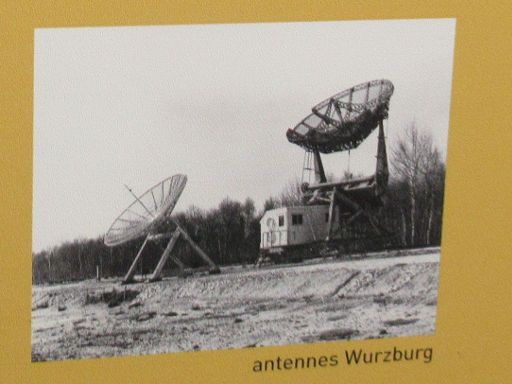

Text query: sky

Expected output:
[33,19,456,252]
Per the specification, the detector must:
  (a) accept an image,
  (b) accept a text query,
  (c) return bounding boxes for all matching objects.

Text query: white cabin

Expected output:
[260,205,340,250]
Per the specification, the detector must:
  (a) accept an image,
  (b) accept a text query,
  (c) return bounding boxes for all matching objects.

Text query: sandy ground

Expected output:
[32,248,440,361]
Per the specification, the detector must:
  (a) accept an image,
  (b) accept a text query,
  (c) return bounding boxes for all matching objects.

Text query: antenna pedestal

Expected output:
[122,235,150,284]
[148,227,182,282]
[300,118,392,250]
[122,223,219,284]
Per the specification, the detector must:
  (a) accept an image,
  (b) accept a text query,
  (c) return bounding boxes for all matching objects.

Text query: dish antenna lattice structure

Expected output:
[287,79,394,154]
[288,79,395,248]
[105,174,219,284]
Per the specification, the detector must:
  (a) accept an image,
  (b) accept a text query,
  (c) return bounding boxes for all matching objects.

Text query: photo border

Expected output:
[1,1,511,383]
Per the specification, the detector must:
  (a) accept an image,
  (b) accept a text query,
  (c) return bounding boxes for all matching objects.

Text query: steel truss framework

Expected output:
[122,222,219,284]
[301,119,393,248]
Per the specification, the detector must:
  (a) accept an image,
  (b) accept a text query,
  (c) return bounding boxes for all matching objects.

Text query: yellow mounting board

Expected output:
[1,1,511,383]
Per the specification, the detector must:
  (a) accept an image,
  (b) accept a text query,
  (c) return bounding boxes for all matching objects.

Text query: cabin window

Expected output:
[278,215,284,227]
[292,214,303,225]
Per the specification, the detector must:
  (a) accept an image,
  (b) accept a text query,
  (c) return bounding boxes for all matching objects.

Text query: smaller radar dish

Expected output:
[287,79,394,153]
[104,174,187,246]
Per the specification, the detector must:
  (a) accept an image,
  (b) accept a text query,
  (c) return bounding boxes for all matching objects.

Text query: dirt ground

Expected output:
[32,247,440,362]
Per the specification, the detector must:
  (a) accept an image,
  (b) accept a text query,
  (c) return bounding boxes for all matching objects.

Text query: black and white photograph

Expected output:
[31,19,455,361]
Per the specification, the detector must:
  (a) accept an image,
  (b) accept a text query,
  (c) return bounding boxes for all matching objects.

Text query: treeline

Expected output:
[32,124,446,284]
[386,124,445,246]
[32,198,262,284]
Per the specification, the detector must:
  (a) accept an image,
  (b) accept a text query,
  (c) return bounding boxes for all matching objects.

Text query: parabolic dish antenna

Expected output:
[287,79,394,153]
[104,174,187,246]
[105,174,219,283]
[287,79,394,249]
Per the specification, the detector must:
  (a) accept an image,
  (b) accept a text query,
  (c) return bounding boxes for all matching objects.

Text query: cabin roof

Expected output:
[259,205,328,224]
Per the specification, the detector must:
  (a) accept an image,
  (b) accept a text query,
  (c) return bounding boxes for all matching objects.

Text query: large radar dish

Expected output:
[287,79,394,153]
[104,174,187,247]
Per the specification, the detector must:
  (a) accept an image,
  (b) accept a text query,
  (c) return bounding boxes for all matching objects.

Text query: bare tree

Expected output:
[391,123,437,245]
[242,198,256,238]
[263,196,280,211]
[420,146,445,244]
[279,177,303,207]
